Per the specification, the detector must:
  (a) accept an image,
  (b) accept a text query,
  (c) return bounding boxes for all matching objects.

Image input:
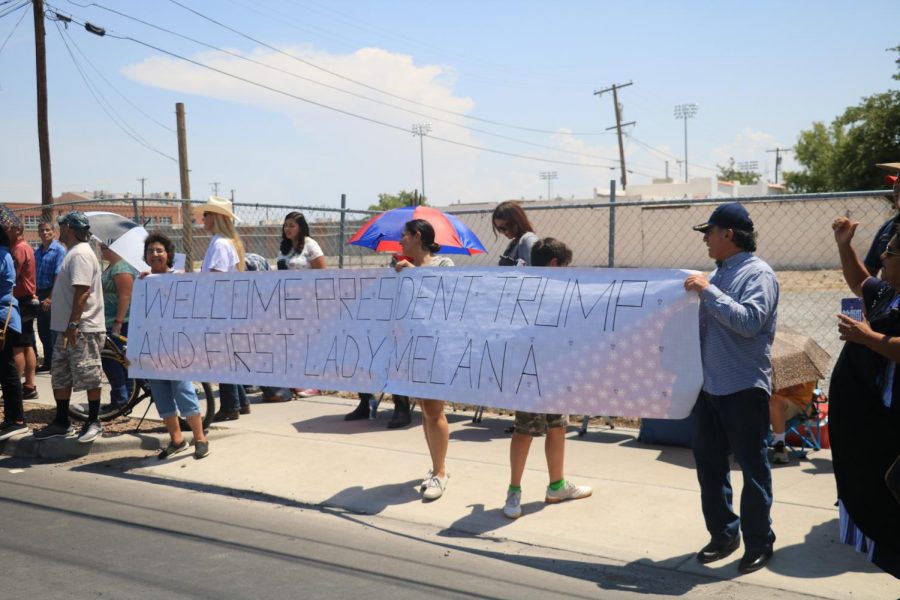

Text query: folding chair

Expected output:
[783,387,828,458]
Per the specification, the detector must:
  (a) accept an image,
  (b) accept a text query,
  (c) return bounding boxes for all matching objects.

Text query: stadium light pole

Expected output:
[412,123,432,202]
[539,171,557,200]
[674,104,698,182]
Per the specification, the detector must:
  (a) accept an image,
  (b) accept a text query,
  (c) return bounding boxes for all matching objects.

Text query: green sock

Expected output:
[549,479,566,491]
[508,485,521,493]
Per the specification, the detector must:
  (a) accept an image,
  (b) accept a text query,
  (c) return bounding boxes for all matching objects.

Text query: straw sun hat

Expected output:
[195,196,241,222]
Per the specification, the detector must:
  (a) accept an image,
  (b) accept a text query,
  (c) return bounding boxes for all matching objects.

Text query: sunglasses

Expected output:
[885,246,900,257]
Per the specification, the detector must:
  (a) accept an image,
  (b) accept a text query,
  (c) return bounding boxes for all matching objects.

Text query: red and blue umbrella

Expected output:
[348,205,486,255]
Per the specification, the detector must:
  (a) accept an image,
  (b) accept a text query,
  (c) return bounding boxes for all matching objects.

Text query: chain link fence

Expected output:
[13,190,897,387]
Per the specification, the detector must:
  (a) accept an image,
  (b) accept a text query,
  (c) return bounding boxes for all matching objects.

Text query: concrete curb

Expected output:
[0,427,239,460]
[1,430,168,460]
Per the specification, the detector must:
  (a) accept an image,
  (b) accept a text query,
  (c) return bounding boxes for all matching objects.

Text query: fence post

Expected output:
[338,193,347,269]
[608,179,616,268]
[131,197,140,223]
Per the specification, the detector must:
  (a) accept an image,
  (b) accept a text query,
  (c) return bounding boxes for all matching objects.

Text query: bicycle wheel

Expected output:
[178,382,216,432]
[67,375,143,423]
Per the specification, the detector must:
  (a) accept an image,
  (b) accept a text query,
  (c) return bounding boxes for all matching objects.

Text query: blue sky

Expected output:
[1,0,898,210]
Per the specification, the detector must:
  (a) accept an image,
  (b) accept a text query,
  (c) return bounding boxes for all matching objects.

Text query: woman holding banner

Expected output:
[492,201,538,267]
[197,196,251,422]
[143,232,210,459]
[275,211,326,400]
[395,219,454,501]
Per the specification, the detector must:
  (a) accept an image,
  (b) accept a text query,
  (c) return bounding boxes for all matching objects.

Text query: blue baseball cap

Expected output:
[57,211,91,231]
[693,202,754,232]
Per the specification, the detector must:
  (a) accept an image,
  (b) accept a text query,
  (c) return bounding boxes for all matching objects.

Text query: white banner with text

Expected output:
[127,267,702,418]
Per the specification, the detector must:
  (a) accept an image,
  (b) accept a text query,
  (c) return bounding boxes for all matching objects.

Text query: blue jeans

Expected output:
[148,379,200,419]
[101,323,130,406]
[218,383,247,412]
[692,388,776,553]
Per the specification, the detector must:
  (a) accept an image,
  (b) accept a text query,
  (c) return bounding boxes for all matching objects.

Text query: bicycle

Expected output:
[67,333,216,431]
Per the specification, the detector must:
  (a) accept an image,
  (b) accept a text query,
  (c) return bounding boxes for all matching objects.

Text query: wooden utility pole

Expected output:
[595,82,635,191]
[766,147,793,184]
[176,102,194,271]
[33,0,53,217]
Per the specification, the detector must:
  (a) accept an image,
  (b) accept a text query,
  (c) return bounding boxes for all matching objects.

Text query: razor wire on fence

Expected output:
[12,190,898,388]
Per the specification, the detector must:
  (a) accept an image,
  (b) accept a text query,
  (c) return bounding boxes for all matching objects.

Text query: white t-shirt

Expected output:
[202,234,240,273]
[277,237,324,270]
[50,242,105,333]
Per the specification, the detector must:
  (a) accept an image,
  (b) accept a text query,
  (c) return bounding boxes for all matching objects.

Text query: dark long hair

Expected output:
[405,219,440,254]
[144,231,175,268]
[491,201,534,240]
[280,211,310,256]
[0,227,9,248]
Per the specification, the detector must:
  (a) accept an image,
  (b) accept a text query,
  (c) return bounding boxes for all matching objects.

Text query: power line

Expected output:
[59,19,175,133]
[58,1,621,164]
[53,10,637,172]
[624,132,717,174]
[50,18,177,162]
[0,1,27,57]
[0,0,28,20]
[163,0,610,136]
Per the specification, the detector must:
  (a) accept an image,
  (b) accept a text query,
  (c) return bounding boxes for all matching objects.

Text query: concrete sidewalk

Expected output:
[4,373,897,598]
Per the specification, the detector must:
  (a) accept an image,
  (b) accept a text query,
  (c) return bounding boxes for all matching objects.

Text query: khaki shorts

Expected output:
[51,331,103,391]
[514,411,567,436]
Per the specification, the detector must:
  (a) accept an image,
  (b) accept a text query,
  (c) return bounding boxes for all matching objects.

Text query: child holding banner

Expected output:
[395,219,454,501]
[503,238,592,519]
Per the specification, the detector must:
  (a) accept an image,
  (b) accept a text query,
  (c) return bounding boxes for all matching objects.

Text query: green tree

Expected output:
[368,190,425,211]
[783,46,900,192]
[717,157,761,185]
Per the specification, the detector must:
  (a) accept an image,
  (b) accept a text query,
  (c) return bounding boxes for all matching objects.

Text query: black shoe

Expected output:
[387,398,411,429]
[0,420,28,441]
[212,410,239,422]
[22,386,38,400]
[239,404,251,415]
[36,365,50,373]
[737,548,773,574]
[344,399,369,421]
[696,536,740,564]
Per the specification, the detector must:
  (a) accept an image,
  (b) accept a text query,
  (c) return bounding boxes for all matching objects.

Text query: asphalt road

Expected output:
[0,454,819,600]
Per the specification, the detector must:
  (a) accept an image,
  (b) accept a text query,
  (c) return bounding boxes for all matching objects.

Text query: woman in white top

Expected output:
[196,196,249,421]
[394,219,454,501]
[276,211,325,271]
[276,211,325,399]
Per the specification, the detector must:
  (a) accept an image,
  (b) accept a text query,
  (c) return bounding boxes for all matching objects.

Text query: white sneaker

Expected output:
[503,489,522,519]
[422,473,449,501]
[419,468,433,490]
[545,480,592,504]
[772,441,790,464]
[77,421,103,444]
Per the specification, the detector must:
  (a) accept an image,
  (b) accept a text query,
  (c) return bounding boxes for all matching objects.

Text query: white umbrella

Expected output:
[84,212,150,273]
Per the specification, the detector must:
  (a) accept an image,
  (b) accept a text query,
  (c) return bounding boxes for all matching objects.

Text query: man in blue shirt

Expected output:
[34,220,66,372]
[684,202,779,574]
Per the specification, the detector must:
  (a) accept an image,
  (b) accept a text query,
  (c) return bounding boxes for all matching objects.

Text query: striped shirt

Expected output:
[698,251,779,396]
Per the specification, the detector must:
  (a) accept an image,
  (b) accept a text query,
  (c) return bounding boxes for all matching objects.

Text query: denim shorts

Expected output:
[148,379,201,419]
[514,411,567,436]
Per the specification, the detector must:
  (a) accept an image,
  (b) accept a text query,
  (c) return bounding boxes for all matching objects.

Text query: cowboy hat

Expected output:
[876,162,900,173]
[195,196,241,222]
